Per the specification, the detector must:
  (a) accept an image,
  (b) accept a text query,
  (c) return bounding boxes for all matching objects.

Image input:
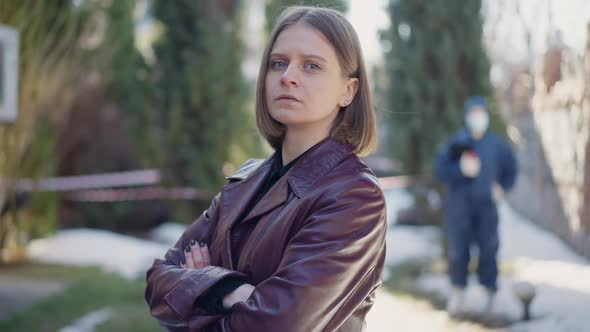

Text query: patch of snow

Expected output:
[411,201,590,331]
[511,259,590,295]
[385,225,441,266]
[498,202,588,264]
[416,274,523,321]
[367,289,494,332]
[383,188,415,225]
[148,222,187,245]
[383,188,442,281]
[59,307,113,332]
[497,202,590,329]
[510,315,589,332]
[416,272,590,331]
[27,229,169,280]
[383,188,441,267]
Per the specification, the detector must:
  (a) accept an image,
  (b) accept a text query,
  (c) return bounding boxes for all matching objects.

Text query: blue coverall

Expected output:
[434,114,517,291]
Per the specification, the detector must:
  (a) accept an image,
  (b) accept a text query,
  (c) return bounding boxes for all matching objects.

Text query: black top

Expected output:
[195,146,311,314]
[247,147,304,213]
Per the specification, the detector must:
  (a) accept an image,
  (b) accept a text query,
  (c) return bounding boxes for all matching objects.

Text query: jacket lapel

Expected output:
[216,139,354,269]
[233,139,354,225]
[288,139,354,197]
[218,158,272,268]
[239,175,290,224]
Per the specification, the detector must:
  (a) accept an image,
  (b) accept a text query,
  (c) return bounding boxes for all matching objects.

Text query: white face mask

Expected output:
[466,111,489,135]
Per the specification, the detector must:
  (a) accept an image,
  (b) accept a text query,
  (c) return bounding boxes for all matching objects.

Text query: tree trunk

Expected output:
[581,22,590,232]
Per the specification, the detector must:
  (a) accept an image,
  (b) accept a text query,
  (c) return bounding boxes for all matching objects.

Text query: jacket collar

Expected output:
[218,138,353,268]
[242,138,353,221]
[221,137,354,221]
[286,138,354,197]
[226,158,270,182]
[226,137,354,185]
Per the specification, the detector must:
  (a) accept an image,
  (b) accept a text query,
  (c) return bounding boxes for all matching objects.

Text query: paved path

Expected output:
[367,289,500,332]
[0,275,66,320]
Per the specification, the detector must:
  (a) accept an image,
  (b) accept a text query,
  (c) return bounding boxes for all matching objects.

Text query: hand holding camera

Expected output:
[460,151,481,178]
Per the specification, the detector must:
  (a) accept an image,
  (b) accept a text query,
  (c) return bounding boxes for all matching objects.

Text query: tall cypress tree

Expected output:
[0,0,94,256]
[381,0,504,176]
[103,0,152,162]
[151,1,257,189]
[265,0,347,32]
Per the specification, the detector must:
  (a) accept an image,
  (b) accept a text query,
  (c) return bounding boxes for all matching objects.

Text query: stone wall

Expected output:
[506,24,590,257]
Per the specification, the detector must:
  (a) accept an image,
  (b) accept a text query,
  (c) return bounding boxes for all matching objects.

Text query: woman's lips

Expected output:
[276,94,301,102]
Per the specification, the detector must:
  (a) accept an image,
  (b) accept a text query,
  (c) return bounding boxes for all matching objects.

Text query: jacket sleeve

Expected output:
[434,140,465,186]
[196,177,387,332]
[145,193,247,330]
[497,140,518,191]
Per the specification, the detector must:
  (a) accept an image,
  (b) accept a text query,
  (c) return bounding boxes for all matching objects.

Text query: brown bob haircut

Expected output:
[255,6,377,157]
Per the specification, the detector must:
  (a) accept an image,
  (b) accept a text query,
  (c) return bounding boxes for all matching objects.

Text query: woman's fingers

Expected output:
[190,240,206,268]
[180,253,187,268]
[200,242,211,266]
[180,240,211,269]
[184,243,195,269]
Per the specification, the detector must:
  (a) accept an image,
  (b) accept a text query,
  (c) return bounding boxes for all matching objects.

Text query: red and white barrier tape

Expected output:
[63,186,211,202]
[1,169,407,202]
[378,176,409,190]
[1,169,160,192]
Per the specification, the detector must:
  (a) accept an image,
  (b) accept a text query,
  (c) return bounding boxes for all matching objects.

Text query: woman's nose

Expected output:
[280,65,299,87]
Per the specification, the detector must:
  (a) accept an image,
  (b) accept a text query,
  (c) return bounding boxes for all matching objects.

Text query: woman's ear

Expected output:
[341,78,359,106]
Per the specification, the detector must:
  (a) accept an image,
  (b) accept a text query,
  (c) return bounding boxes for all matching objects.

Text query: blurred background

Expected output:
[0,0,589,331]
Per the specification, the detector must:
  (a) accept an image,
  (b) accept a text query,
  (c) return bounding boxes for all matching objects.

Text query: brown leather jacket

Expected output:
[145,138,387,331]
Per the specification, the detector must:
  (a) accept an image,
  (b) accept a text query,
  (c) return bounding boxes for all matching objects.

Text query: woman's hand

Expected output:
[222,283,255,309]
[180,240,211,269]
[179,240,253,310]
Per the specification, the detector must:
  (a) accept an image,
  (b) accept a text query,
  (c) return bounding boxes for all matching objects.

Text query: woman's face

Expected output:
[265,23,358,132]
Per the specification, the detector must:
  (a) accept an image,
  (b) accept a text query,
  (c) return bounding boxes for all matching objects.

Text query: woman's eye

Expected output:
[270,60,287,70]
[305,63,321,71]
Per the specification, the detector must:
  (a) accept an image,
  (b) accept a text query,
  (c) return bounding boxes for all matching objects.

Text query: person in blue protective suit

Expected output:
[434,96,517,317]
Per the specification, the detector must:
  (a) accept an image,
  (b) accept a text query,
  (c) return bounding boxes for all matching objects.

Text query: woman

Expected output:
[145,6,386,331]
